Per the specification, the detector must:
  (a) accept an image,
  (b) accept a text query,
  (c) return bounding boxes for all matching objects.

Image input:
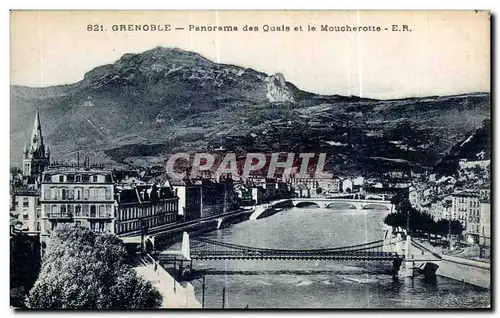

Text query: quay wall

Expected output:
[134,256,202,308]
[411,240,490,289]
[436,255,490,289]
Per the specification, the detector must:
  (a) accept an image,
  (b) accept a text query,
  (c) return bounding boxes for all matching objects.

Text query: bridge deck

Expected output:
[189,251,400,261]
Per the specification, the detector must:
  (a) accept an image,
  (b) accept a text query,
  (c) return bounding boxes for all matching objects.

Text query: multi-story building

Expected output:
[429,199,442,221]
[40,163,115,245]
[11,187,42,235]
[479,199,490,246]
[22,110,50,186]
[169,178,202,222]
[451,191,479,229]
[200,177,236,218]
[114,184,179,237]
[478,184,491,246]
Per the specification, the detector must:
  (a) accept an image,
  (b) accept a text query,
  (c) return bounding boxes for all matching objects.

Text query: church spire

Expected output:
[29,109,45,157]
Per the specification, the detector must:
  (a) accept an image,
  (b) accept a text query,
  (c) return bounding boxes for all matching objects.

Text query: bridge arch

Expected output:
[362,203,391,210]
[326,202,357,210]
[295,201,321,208]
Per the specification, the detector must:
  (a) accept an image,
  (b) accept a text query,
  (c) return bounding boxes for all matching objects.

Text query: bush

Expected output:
[26,225,162,309]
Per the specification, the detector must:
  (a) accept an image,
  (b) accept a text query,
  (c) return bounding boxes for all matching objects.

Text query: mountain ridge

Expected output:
[10,47,491,176]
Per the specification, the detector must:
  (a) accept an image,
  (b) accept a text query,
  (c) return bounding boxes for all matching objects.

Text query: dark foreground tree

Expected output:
[10,233,41,308]
[26,225,162,309]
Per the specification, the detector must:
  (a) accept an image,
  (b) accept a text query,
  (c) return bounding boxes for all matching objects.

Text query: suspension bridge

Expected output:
[159,232,402,262]
[189,237,400,261]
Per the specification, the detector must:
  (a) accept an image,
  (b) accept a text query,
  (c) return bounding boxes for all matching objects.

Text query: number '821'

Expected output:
[87,24,105,31]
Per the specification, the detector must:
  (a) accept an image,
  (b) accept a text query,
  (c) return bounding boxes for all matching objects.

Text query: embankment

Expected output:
[412,240,490,289]
[134,255,201,308]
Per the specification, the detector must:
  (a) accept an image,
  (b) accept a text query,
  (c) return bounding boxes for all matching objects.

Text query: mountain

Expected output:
[10,47,491,176]
[434,119,491,175]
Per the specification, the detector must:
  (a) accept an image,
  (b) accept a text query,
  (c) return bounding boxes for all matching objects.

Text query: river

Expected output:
[167,207,490,309]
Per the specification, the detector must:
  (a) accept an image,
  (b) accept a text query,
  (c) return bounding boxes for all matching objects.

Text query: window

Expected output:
[76,175,81,182]
[105,188,111,200]
[82,205,89,216]
[60,205,67,214]
[90,205,96,217]
[90,222,96,231]
[99,188,106,199]
[51,205,57,214]
[99,222,105,232]
[44,188,50,200]
[59,175,64,182]
[99,205,105,217]
[92,175,98,183]
[36,209,41,219]
[62,189,67,200]
[23,198,29,207]
[75,205,82,216]
[83,189,89,200]
[52,188,59,200]
[75,188,82,200]
[36,222,41,231]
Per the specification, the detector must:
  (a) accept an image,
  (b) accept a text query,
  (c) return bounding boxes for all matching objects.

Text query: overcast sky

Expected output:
[11,10,490,99]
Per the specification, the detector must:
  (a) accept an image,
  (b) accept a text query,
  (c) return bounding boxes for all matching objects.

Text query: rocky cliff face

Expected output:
[265,73,296,103]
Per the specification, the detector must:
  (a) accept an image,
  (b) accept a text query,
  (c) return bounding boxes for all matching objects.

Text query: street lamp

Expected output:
[191,274,206,308]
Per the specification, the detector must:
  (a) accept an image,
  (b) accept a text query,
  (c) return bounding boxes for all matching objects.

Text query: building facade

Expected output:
[451,191,479,228]
[115,184,179,237]
[170,178,202,222]
[479,200,490,246]
[40,164,115,245]
[200,177,236,219]
[11,187,42,235]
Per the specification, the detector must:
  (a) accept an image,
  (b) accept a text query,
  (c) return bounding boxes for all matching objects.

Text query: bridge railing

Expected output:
[190,237,392,256]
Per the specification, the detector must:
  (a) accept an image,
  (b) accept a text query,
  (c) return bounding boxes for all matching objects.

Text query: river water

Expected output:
[169,207,490,309]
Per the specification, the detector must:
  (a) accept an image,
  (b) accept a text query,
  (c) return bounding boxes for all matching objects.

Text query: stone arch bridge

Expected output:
[291,198,394,211]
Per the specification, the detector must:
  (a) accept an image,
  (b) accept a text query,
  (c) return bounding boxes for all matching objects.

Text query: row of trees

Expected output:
[25,225,162,309]
[384,194,464,238]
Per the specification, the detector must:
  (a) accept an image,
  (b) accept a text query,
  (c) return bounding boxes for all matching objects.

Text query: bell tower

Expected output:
[22,109,50,185]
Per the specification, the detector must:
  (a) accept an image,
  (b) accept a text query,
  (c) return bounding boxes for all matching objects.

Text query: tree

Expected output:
[26,225,162,309]
[384,213,406,230]
[449,220,465,236]
[436,219,450,236]
[10,233,41,308]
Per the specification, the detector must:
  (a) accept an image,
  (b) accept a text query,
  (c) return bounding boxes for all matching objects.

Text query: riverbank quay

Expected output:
[133,255,201,308]
[411,239,490,289]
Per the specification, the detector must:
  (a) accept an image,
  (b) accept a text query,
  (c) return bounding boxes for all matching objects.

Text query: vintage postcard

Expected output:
[10,10,491,309]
